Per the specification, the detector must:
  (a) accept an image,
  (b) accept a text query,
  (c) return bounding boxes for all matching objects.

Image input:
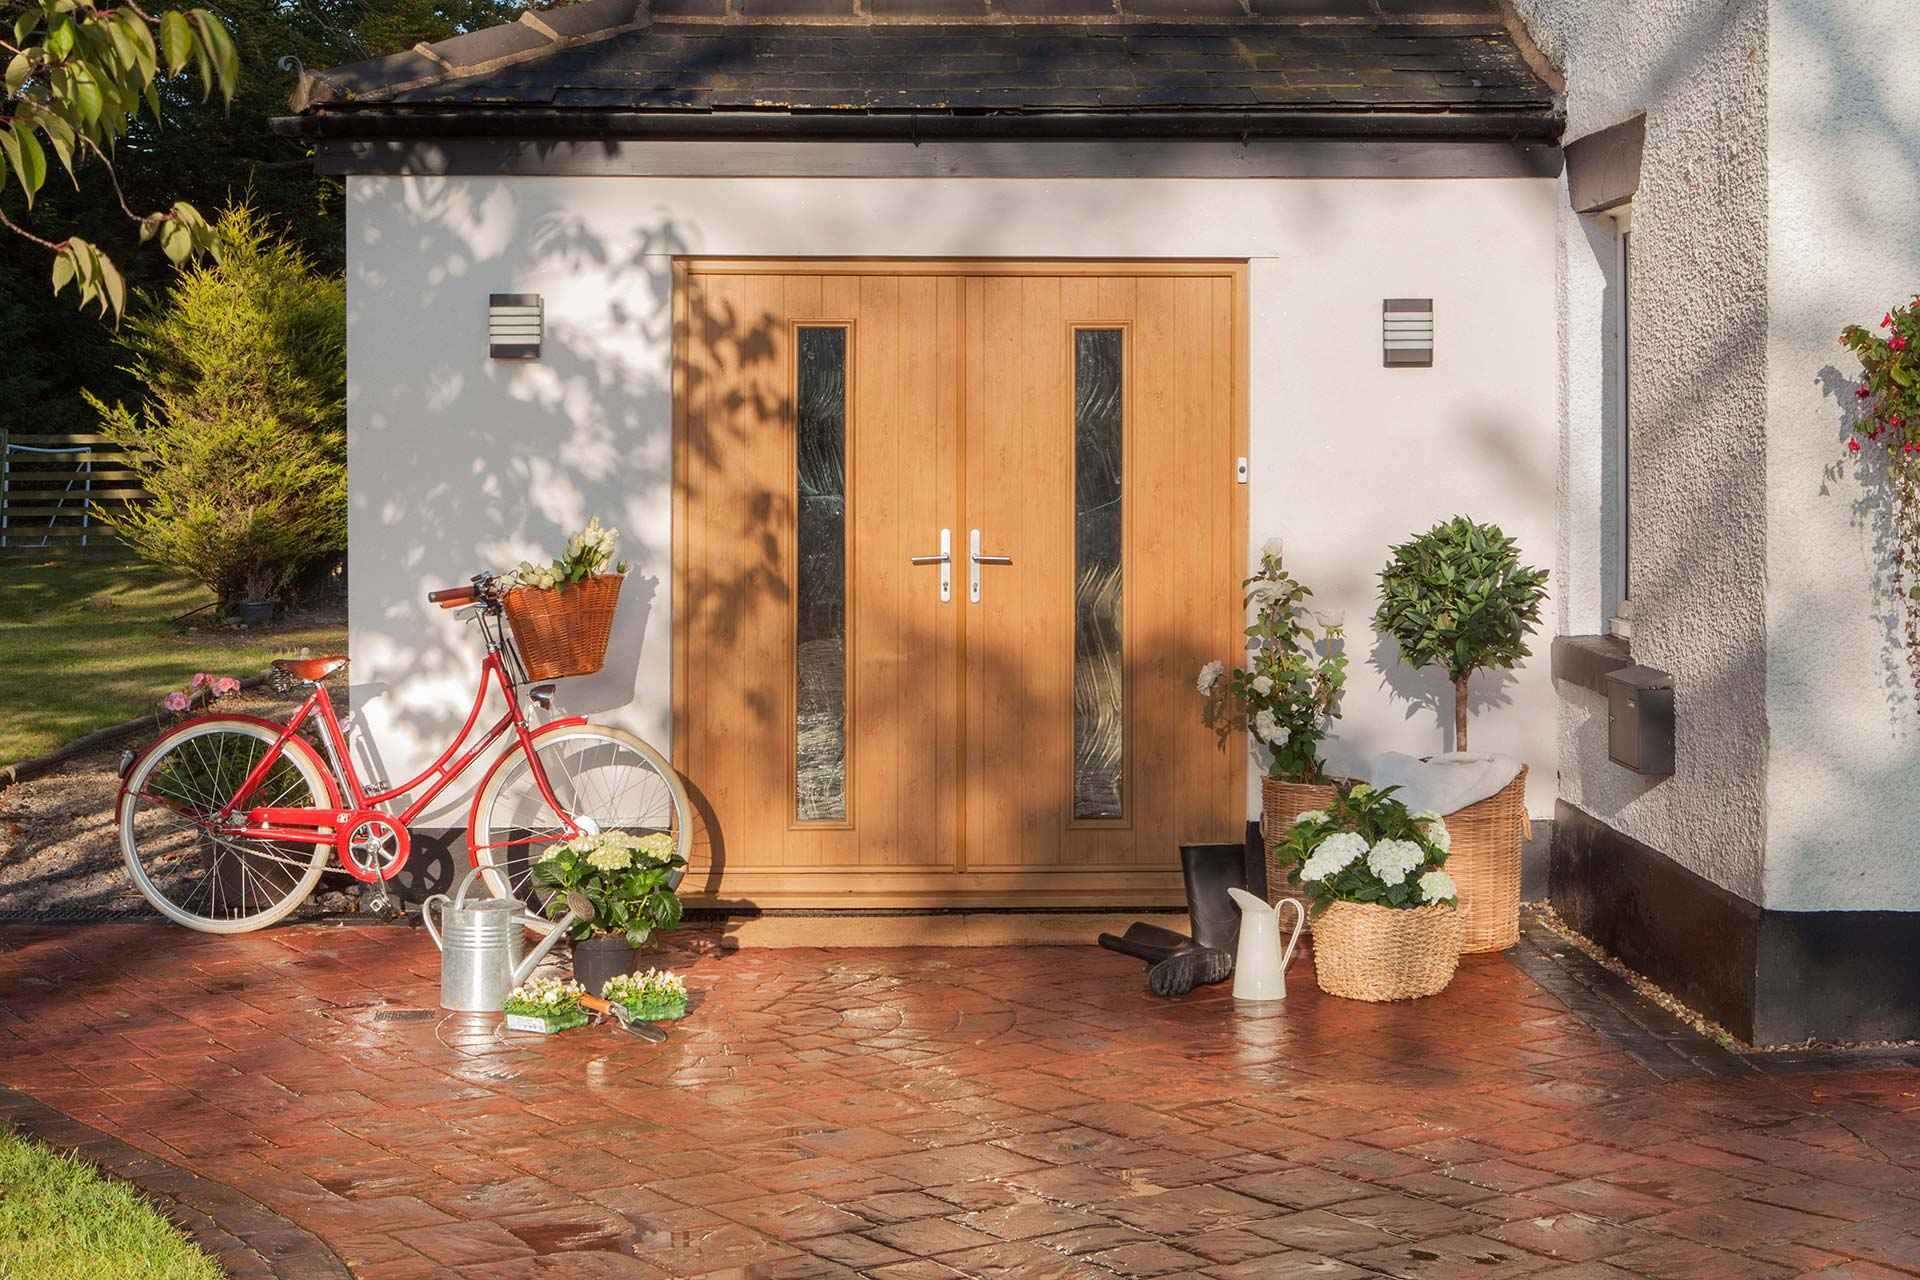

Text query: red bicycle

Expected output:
[116,573,690,933]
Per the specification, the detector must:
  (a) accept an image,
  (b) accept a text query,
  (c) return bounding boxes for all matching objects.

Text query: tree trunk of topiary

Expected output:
[1454,673,1470,751]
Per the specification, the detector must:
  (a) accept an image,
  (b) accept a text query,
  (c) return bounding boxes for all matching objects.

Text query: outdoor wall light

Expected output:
[1383,298,1434,367]
[488,293,542,360]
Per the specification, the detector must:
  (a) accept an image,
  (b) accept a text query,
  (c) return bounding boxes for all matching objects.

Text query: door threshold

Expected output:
[681,908,1187,948]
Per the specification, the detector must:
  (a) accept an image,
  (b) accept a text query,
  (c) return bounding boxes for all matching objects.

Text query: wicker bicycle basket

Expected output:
[1440,766,1531,954]
[502,574,623,681]
[1312,900,1462,1001]
[1261,776,1342,906]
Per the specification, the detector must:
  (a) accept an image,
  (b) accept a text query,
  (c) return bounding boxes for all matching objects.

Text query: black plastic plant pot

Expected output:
[234,599,275,626]
[571,935,640,996]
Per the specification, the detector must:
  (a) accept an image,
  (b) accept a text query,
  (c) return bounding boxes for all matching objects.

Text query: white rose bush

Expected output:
[1275,783,1457,914]
[1198,545,1348,782]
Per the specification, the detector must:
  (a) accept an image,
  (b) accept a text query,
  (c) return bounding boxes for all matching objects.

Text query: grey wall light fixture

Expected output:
[488,293,542,360]
[1383,298,1434,367]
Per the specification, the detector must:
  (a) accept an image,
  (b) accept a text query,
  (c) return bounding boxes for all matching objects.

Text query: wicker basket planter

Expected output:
[1312,901,1462,1001]
[503,574,623,681]
[1261,776,1342,905]
[1440,767,1531,954]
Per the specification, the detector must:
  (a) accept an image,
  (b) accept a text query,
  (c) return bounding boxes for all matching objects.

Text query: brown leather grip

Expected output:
[428,585,479,608]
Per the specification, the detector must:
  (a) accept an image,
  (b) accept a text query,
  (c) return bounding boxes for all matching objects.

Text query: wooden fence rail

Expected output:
[0,430,144,556]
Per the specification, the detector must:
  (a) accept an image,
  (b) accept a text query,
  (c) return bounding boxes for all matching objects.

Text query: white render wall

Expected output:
[343,173,1560,827]
[1517,0,1774,905]
[1764,0,1920,910]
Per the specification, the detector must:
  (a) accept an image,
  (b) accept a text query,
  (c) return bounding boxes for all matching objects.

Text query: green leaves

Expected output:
[1374,516,1549,684]
[4,0,243,318]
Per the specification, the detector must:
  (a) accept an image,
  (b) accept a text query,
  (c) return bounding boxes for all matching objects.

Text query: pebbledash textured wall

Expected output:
[1517,0,1772,905]
[1763,0,1920,911]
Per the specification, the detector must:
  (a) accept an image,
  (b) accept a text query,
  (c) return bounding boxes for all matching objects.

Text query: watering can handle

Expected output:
[420,894,448,951]
[450,864,492,909]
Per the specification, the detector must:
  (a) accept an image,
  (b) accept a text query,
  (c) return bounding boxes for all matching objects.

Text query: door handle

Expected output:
[911,528,952,602]
[968,528,1013,603]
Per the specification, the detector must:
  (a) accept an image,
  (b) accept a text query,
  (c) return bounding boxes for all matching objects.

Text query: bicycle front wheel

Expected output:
[468,724,691,926]
[118,719,336,933]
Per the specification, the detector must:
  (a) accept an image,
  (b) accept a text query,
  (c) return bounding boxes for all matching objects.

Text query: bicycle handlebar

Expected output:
[428,585,480,608]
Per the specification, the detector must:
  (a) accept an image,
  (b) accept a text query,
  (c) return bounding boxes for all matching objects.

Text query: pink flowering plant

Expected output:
[161,672,243,717]
[1840,297,1920,707]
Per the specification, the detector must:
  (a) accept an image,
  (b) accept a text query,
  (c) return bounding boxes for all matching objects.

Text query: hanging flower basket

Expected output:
[1312,901,1461,1001]
[504,574,623,681]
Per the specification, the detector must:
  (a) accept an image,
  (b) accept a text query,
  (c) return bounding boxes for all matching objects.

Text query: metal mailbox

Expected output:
[1604,663,1674,777]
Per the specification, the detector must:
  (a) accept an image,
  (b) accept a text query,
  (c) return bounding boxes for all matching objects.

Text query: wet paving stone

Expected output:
[1,919,1919,1277]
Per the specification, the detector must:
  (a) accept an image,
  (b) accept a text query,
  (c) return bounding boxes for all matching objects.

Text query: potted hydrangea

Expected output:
[533,830,686,995]
[1274,784,1461,1001]
[1198,543,1348,898]
[503,976,589,1034]
[498,516,632,681]
[600,968,689,1022]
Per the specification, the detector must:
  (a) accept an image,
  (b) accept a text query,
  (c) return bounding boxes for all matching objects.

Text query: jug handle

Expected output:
[420,893,449,951]
[1276,897,1308,971]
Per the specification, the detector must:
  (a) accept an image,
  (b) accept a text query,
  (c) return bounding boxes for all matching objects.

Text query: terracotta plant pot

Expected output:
[1311,901,1461,1002]
[570,936,640,996]
[1260,775,1342,905]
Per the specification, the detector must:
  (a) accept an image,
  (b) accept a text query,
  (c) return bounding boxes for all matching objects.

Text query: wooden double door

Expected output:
[674,261,1246,907]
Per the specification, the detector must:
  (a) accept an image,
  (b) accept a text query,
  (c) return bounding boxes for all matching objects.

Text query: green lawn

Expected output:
[0,1129,224,1280]
[0,561,345,764]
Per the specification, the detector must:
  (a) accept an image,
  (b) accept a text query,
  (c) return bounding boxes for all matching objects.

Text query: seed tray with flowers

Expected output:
[502,976,590,1034]
[599,968,688,1022]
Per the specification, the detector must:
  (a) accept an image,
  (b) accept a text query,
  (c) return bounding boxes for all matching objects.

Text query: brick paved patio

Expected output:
[3,920,1920,1279]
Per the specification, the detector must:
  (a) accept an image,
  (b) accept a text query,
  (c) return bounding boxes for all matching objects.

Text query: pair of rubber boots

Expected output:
[1097,842,1248,997]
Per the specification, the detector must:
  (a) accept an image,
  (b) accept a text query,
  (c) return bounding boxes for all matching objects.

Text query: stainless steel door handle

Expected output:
[968,528,1013,603]
[911,528,952,602]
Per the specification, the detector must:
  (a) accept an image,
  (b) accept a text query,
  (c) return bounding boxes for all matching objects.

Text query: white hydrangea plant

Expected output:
[1277,783,1457,914]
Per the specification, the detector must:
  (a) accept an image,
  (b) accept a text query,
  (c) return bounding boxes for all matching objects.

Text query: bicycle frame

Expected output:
[174,648,586,855]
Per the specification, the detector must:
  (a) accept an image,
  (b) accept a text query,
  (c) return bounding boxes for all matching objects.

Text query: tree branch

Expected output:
[0,206,66,252]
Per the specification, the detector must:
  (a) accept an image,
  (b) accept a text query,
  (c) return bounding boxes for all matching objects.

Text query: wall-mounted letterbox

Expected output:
[1604,664,1674,777]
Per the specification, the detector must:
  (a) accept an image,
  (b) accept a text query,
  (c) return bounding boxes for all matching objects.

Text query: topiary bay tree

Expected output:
[1374,517,1549,751]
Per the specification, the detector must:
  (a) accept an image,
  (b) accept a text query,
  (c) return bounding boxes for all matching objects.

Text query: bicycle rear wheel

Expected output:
[468,724,690,928]
[118,719,336,933]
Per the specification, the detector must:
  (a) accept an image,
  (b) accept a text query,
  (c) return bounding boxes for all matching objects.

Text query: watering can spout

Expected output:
[513,920,569,985]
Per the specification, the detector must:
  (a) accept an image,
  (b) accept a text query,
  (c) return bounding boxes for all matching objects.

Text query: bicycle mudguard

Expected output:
[461,715,591,855]
[114,713,343,824]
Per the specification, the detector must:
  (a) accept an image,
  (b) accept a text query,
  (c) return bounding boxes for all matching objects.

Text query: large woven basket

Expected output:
[1261,776,1342,905]
[503,574,623,681]
[1441,766,1531,954]
[1312,901,1462,1001]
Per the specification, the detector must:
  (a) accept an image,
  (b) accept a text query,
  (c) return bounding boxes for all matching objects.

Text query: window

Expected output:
[1073,328,1124,820]
[1605,212,1632,626]
[795,326,848,822]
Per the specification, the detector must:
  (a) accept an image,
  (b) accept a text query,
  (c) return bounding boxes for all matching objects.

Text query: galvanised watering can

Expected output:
[421,866,583,1012]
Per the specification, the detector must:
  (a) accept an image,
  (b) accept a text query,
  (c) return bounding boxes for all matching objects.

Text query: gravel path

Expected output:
[0,684,362,922]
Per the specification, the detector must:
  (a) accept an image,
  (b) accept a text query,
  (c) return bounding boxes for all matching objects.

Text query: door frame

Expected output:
[670,258,1251,908]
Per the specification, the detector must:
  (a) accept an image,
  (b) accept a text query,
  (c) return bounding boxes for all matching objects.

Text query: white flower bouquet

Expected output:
[501,515,630,593]
[600,968,689,1022]
[1198,543,1348,783]
[1274,784,1456,914]
[502,976,589,1034]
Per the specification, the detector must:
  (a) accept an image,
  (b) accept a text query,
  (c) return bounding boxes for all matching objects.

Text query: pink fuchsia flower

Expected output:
[1849,438,1862,453]
[1858,386,1873,398]
[1884,313,1895,327]
[163,692,190,712]
[190,672,213,690]
[211,676,241,696]
[1892,336,1910,351]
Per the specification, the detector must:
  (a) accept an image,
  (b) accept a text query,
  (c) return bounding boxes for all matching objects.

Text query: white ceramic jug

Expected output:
[1227,888,1307,1001]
